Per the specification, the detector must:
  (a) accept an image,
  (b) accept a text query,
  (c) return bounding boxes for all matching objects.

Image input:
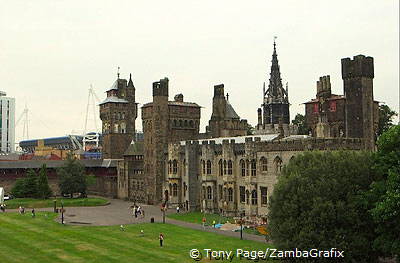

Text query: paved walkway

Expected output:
[4,197,267,243]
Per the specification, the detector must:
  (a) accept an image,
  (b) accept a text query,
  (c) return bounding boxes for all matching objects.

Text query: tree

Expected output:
[10,169,38,198]
[377,104,398,137]
[57,153,87,198]
[291,113,309,135]
[367,125,400,259]
[36,164,53,199]
[246,123,254,135]
[268,151,380,262]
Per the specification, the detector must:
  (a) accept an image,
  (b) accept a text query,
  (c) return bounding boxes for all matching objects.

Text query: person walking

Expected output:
[176,206,180,214]
[0,204,5,212]
[31,208,35,218]
[159,233,164,247]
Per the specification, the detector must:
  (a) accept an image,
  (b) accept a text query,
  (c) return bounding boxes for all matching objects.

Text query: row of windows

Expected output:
[200,157,283,176]
[201,186,268,205]
[168,182,187,197]
[172,119,196,128]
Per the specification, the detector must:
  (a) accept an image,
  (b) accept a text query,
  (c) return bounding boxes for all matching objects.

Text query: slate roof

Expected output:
[99,96,129,105]
[225,101,240,119]
[0,159,119,169]
[123,141,144,156]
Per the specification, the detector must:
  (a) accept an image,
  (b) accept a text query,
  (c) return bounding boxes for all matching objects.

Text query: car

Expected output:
[4,194,12,200]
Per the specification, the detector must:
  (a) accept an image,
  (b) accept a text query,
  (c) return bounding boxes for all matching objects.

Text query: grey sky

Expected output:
[1,0,399,143]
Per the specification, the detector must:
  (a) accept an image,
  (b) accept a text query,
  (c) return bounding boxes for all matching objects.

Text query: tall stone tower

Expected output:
[142,77,201,204]
[262,40,290,125]
[100,73,138,159]
[342,55,375,149]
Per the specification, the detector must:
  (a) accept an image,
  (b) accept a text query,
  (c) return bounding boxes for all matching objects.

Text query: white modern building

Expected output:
[0,91,15,153]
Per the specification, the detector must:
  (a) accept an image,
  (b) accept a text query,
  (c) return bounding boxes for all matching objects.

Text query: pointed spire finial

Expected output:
[273,36,277,51]
[117,66,120,79]
[129,73,132,81]
[226,93,229,101]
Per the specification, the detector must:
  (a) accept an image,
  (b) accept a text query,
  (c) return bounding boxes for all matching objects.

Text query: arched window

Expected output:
[260,157,268,172]
[189,120,193,127]
[174,120,177,127]
[223,160,227,175]
[240,159,246,177]
[206,160,212,174]
[183,182,187,197]
[172,160,178,174]
[172,183,178,197]
[246,190,250,205]
[168,160,172,174]
[184,120,188,127]
[251,190,258,205]
[228,188,233,202]
[120,122,126,133]
[274,157,283,173]
[219,160,223,176]
[114,124,119,133]
[202,160,206,175]
[227,160,233,175]
[207,186,212,200]
[246,160,250,176]
[169,184,172,196]
[179,120,183,127]
[251,159,256,176]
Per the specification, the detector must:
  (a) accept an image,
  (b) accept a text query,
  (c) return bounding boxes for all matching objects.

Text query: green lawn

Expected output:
[0,212,274,263]
[168,211,234,225]
[168,212,265,236]
[4,197,108,209]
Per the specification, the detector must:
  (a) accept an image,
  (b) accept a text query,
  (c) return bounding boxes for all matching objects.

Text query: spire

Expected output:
[117,66,120,79]
[128,73,134,87]
[265,37,288,103]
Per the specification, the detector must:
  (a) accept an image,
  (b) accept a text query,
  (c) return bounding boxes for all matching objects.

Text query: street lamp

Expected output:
[240,211,245,240]
[53,199,57,213]
[61,200,64,225]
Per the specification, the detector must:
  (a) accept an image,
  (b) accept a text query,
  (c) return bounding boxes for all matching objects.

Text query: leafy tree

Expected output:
[268,151,380,262]
[36,164,53,199]
[291,113,309,135]
[377,104,398,137]
[246,123,254,135]
[368,125,400,259]
[57,153,87,198]
[10,169,38,198]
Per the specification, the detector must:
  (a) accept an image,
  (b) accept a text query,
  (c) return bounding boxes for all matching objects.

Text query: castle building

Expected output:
[206,84,248,138]
[99,73,138,159]
[305,55,379,149]
[141,78,201,204]
[0,91,15,153]
[255,41,297,136]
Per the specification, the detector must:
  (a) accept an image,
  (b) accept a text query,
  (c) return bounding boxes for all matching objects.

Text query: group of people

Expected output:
[132,204,145,219]
[0,203,5,212]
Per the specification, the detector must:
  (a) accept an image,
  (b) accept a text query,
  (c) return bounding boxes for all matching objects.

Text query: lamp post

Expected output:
[61,200,64,225]
[53,199,56,213]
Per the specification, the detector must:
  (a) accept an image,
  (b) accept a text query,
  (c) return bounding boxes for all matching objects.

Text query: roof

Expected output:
[123,141,144,156]
[99,96,129,105]
[180,134,280,145]
[0,159,119,169]
[225,101,240,119]
[142,101,201,108]
[304,95,345,104]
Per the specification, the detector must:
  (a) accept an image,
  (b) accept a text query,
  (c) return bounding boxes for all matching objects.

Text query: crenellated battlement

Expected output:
[341,55,374,79]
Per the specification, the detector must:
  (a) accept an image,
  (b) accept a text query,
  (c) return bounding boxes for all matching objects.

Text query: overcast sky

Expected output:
[1,0,399,143]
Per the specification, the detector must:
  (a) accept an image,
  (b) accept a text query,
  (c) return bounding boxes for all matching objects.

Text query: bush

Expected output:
[37,164,53,199]
[11,169,38,198]
[268,151,380,262]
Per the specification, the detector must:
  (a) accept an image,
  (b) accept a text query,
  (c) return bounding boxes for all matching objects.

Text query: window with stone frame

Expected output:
[219,185,223,200]
[240,159,246,176]
[206,160,212,174]
[313,103,319,113]
[260,187,268,206]
[240,186,245,203]
[172,160,178,174]
[228,188,233,202]
[251,159,257,176]
[223,160,227,175]
[183,182,187,197]
[207,186,212,200]
[202,160,206,175]
[329,100,337,112]
[251,190,258,205]
[218,159,223,176]
[260,157,268,172]
[168,160,172,174]
[172,183,178,197]
[246,160,250,176]
[227,160,233,175]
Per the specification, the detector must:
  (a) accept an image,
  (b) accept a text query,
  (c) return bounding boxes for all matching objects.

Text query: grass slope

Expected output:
[0,213,274,263]
[4,198,108,209]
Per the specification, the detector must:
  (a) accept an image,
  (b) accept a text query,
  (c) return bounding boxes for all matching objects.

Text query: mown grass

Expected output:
[168,212,265,236]
[0,212,275,263]
[4,197,108,209]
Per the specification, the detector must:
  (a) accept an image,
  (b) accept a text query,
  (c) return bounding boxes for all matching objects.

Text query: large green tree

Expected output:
[367,125,400,260]
[378,104,398,137]
[268,151,380,262]
[57,153,88,198]
[36,164,53,199]
[11,169,38,198]
[291,113,309,135]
